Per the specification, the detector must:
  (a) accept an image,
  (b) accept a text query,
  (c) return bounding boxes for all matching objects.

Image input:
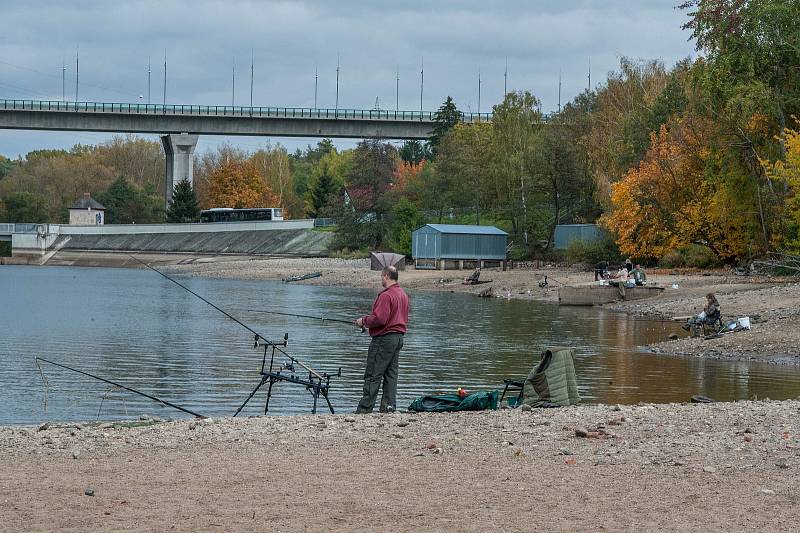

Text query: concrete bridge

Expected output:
[0,99,498,207]
[0,99,494,139]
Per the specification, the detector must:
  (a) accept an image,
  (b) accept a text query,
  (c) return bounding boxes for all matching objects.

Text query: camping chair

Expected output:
[690,311,724,338]
[500,347,581,408]
[463,269,481,285]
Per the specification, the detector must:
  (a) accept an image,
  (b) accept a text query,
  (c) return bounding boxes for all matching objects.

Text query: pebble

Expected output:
[344,417,356,423]
[392,433,403,439]
[775,459,789,469]
[37,423,50,432]
[520,404,532,412]
[702,466,716,473]
[84,489,94,497]
[760,489,775,496]
[396,421,409,427]
[432,448,442,454]
[71,449,80,460]
[575,428,589,438]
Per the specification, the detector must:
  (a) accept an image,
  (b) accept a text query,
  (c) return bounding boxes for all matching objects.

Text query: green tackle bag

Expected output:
[407,390,500,412]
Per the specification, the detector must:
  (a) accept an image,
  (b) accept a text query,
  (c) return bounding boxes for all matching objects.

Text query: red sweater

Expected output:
[363,283,409,337]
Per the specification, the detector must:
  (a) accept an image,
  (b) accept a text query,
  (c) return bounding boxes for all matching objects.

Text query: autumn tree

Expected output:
[94,135,164,193]
[205,159,279,209]
[583,58,676,205]
[251,143,301,216]
[763,120,800,251]
[604,118,753,262]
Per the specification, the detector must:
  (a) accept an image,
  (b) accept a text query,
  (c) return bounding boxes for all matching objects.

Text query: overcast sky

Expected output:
[0,0,696,159]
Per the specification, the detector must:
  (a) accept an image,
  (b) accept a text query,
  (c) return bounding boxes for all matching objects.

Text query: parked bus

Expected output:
[200,207,284,223]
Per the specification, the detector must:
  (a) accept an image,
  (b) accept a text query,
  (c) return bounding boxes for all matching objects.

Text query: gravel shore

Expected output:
[2,400,798,531]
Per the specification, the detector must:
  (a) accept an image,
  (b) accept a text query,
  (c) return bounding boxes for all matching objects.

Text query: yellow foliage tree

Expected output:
[604,118,750,261]
[762,121,800,251]
[205,160,279,209]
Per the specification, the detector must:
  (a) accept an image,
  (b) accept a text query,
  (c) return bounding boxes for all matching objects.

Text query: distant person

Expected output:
[631,264,647,286]
[354,266,410,414]
[624,258,633,273]
[683,293,721,331]
[615,266,629,281]
[594,261,610,281]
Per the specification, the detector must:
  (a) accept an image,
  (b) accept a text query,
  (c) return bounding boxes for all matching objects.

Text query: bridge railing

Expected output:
[0,99,498,122]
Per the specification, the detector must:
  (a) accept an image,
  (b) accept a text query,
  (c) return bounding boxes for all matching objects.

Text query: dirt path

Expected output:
[2,400,798,532]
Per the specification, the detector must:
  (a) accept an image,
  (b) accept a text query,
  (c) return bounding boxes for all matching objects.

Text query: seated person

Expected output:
[615,266,628,281]
[683,293,721,331]
[631,264,647,286]
[594,261,610,281]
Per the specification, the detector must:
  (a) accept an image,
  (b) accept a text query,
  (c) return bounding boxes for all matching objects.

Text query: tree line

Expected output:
[2,0,799,265]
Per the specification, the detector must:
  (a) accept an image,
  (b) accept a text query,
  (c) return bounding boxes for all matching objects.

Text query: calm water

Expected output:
[2,265,799,425]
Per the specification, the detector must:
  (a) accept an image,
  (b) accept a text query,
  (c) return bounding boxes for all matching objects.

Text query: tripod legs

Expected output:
[233,376,268,417]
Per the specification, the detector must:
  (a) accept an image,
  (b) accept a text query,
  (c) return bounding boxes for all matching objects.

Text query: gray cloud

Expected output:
[0,0,695,157]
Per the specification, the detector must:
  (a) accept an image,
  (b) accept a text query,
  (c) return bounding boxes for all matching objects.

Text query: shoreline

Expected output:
[32,250,800,366]
[1,400,798,531]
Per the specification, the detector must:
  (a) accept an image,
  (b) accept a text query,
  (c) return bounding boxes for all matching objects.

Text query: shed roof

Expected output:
[70,193,106,210]
[421,224,508,236]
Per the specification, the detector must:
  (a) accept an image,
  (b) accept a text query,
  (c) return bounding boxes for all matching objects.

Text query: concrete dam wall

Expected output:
[55,228,334,256]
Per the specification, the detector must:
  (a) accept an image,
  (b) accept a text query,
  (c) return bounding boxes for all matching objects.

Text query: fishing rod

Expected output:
[35,356,206,418]
[246,309,364,331]
[127,254,324,380]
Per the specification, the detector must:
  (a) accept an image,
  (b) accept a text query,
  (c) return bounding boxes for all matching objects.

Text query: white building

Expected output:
[68,193,106,225]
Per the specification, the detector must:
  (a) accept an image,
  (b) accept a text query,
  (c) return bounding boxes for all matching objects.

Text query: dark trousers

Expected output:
[356,333,403,413]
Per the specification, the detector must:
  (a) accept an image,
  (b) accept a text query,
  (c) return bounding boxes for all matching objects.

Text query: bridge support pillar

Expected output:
[161,133,199,210]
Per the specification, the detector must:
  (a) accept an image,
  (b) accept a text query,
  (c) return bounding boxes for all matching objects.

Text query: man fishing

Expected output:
[353,266,410,414]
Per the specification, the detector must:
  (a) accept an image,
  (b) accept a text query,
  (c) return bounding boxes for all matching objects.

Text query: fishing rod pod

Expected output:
[128,254,342,415]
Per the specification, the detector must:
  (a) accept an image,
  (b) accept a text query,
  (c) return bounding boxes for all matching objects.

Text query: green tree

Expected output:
[385,197,423,256]
[1,191,49,222]
[399,140,431,164]
[0,155,16,179]
[489,91,543,248]
[166,178,200,223]
[97,177,164,224]
[428,96,461,159]
[333,139,399,249]
[307,172,340,218]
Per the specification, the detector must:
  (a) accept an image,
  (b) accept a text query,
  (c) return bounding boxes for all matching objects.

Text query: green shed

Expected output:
[411,224,508,270]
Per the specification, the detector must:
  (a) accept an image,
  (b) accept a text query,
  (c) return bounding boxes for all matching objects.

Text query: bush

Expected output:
[329,246,370,260]
[564,236,621,266]
[659,244,718,268]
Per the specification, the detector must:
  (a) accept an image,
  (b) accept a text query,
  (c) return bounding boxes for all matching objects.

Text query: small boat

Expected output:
[282,271,322,283]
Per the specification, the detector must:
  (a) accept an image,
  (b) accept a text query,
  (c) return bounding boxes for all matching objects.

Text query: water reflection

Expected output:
[1,265,799,425]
